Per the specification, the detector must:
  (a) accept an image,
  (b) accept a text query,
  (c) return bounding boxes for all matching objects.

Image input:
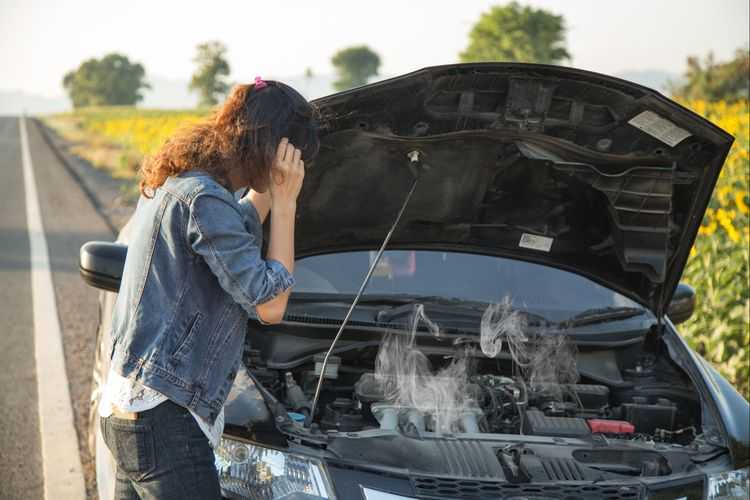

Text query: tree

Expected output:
[189,41,231,107]
[669,48,750,102]
[460,2,570,64]
[63,53,149,108]
[331,45,381,91]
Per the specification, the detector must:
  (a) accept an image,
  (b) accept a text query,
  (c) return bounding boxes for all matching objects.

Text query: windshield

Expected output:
[294,250,648,322]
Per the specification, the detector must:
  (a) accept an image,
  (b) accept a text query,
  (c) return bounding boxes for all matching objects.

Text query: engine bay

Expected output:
[238,306,701,456]
[244,348,700,444]
[230,302,715,484]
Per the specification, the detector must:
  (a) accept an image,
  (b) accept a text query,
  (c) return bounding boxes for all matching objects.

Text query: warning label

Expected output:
[628,110,692,147]
[519,233,553,252]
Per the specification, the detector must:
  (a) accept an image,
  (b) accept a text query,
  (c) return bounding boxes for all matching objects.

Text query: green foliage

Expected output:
[460,1,570,64]
[189,41,231,107]
[679,100,749,400]
[62,54,149,108]
[331,45,381,91]
[669,48,750,102]
[683,232,749,400]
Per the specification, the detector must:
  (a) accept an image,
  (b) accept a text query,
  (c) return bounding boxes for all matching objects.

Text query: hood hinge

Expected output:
[643,283,667,353]
[643,306,667,355]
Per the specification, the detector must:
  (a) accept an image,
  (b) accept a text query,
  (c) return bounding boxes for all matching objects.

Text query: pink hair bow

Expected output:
[254,76,268,90]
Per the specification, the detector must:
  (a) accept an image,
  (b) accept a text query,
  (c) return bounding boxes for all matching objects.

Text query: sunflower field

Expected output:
[680,99,749,400]
[42,100,750,398]
[44,107,207,185]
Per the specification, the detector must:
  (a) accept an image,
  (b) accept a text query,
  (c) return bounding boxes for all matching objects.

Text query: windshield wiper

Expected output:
[560,306,649,328]
[294,294,644,329]
[375,297,484,324]
[375,298,551,327]
[292,292,479,305]
[292,292,552,327]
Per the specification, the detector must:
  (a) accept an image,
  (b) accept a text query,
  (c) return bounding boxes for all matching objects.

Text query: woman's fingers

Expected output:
[271,138,305,193]
[276,137,289,163]
[285,142,296,162]
[273,139,291,186]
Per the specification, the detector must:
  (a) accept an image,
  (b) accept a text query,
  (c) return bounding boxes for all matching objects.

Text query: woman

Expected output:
[98,78,319,499]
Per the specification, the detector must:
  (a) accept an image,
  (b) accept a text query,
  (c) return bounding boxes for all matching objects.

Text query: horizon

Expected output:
[1,0,748,111]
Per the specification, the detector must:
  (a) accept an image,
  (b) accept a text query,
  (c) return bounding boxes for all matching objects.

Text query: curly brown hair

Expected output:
[139,81,319,197]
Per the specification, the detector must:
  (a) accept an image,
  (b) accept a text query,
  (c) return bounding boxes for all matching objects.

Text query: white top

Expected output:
[98,367,224,448]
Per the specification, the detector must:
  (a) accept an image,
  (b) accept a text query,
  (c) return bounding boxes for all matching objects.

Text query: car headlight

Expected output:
[214,437,336,500]
[706,468,749,499]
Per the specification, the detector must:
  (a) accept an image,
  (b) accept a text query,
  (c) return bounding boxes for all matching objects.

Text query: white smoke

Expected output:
[526,334,580,404]
[527,334,579,387]
[480,297,577,381]
[480,296,528,370]
[375,304,475,434]
[373,300,580,435]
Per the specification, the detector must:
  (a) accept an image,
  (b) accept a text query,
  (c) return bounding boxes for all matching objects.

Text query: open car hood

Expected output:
[293,63,733,316]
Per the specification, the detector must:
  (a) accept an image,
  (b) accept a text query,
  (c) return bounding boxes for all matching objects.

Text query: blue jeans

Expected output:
[100,400,222,500]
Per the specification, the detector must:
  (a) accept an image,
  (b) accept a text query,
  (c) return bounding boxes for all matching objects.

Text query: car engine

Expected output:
[242,346,700,445]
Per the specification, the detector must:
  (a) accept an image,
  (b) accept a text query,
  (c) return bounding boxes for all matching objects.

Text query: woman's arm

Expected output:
[187,193,295,316]
[254,139,304,324]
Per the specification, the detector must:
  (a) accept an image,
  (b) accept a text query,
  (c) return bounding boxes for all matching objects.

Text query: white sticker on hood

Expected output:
[628,110,692,147]
[519,233,553,252]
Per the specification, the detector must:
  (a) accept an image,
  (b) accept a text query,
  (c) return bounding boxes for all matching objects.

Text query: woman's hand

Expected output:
[269,138,304,210]
[256,138,302,324]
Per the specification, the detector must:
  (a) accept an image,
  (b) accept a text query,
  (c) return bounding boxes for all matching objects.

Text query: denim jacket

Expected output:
[109,171,294,424]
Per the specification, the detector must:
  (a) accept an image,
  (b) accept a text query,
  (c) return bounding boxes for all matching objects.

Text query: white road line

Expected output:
[20,116,86,500]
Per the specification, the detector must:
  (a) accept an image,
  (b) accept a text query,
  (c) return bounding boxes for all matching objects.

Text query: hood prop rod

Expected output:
[305,150,424,428]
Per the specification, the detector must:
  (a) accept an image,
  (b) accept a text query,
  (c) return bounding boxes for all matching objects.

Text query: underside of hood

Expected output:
[292,63,734,315]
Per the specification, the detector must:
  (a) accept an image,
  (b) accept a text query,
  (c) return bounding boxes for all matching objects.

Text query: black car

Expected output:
[81,63,749,500]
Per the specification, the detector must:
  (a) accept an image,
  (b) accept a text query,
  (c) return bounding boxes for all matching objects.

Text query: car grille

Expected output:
[538,458,588,481]
[411,477,643,500]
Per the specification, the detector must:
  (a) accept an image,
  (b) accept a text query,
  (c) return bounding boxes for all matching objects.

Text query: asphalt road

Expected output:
[0,116,116,499]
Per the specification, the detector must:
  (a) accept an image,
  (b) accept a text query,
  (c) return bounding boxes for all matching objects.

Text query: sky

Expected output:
[1,0,748,99]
